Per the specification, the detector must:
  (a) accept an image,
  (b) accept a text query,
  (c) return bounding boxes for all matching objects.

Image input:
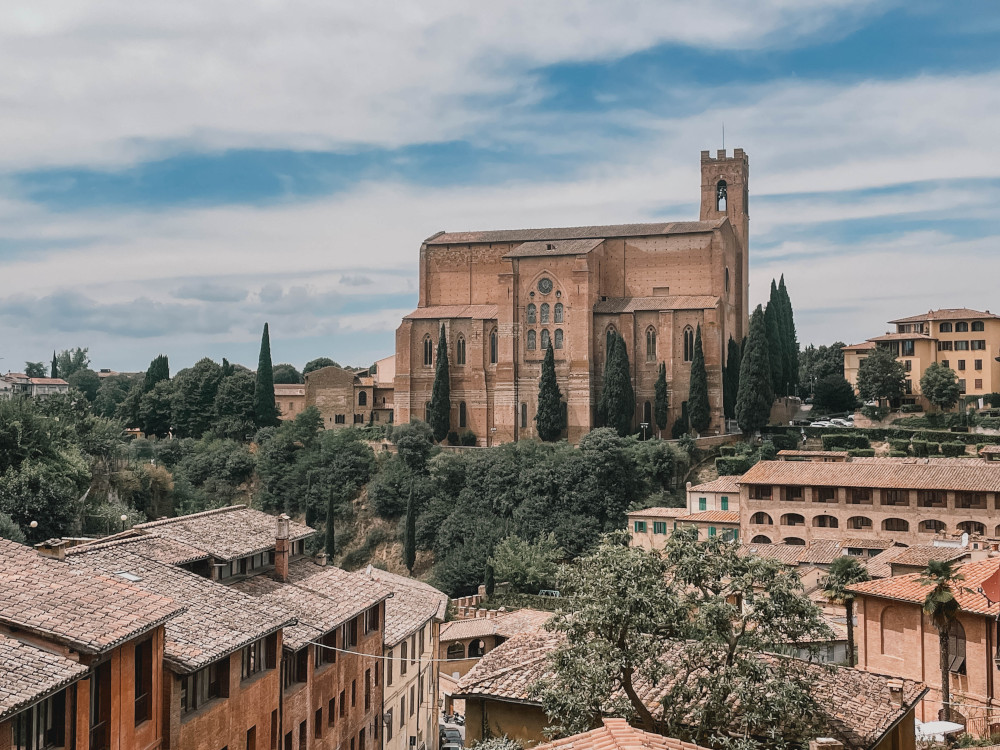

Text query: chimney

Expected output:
[809,740,844,750]
[34,539,68,561]
[887,678,904,707]
[275,514,290,582]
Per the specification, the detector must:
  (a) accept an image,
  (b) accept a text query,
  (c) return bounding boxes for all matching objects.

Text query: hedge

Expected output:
[925,442,941,455]
[911,440,928,457]
[888,451,908,457]
[770,433,799,451]
[941,442,967,457]
[762,425,1000,447]
[822,433,872,451]
[716,456,753,475]
[847,449,876,457]
[889,439,911,453]
[719,445,739,457]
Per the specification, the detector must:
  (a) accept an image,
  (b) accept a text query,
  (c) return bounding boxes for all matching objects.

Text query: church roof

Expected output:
[504,238,605,258]
[404,304,499,321]
[888,308,999,324]
[424,219,726,246]
[593,296,720,314]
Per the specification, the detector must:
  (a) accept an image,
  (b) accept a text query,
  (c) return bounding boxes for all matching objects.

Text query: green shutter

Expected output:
[721,496,729,511]
[709,526,716,537]
[634,521,646,533]
[699,497,707,511]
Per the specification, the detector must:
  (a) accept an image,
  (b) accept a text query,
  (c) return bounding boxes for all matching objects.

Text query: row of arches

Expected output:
[605,324,695,364]
[424,331,500,367]
[445,640,485,660]
[526,303,564,325]
[749,512,988,535]
[526,328,563,351]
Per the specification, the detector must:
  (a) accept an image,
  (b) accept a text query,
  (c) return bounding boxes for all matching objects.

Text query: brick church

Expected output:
[394,149,749,444]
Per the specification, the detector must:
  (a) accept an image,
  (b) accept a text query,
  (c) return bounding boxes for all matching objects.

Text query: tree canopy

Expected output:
[735,305,773,433]
[535,345,565,441]
[856,347,906,404]
[428,325,451,442]
[687,324,710,434]
[489,532,563,593]
[812,374,857,413]
[798,342,846,397]
[723,337,740,420]
[303,357,339,375]
[55,348,90,379]
[920,362,961,412]
[254,323,280,429]
[599,334,635,437]
[272,363,304,384]
[24,362,45,378]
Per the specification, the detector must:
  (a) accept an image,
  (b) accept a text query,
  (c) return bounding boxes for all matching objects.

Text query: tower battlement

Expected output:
[700,148,747,163]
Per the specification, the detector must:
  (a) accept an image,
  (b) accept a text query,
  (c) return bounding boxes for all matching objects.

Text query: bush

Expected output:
[716,456,752,475]
[460,430,478,446]
[911,439,928,457]
[925,442,941,455]
[847,449,876,457]
[759,441,777,461]
[719,445,738,457]
[889,439,911,453]
[769,433,799,451]
[447,431,460,446]
[899,403,923,413]
[941,442,967,457]
[822,433,871,451]
[888,451,908,457]
[861,405,890,422]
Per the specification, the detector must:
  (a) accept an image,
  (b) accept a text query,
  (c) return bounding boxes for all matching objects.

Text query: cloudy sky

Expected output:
[2,0,999,374]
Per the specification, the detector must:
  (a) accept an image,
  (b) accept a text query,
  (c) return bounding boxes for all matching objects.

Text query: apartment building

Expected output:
[365,569,448,750]
[739,457,1000,547]
[843,308,1000,407]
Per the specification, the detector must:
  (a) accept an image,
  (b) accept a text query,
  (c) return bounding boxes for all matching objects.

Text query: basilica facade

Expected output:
[394,149,749,444]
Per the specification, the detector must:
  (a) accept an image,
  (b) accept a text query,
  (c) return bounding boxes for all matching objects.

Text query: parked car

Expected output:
[441,728,463,746]
[830,418,853,428]
[810,421,833,428]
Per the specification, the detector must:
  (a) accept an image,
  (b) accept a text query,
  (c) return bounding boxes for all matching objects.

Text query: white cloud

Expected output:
[0,0,888,170]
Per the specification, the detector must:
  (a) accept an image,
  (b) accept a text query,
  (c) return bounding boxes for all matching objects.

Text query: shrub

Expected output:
[822,433,871,451]
[460,430,478,446]
[447,431,460,446]
[770,433,799,451]
[899,403,923,413]
[888,451,908,457]
[716,456,752,475]
[941,442,967,457]
[719,445,738,457]
[911,439,928,457]
[759,441,777,461]
[861,405,890,422]
[889,439,911,453]
[847,449,876,458]
[925,442,941,455]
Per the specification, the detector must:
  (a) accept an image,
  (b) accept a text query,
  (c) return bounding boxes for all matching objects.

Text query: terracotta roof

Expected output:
[688,476,741,493]
[739,459,1000,492]
[494,609,553,638]
[867,333,934,342]
[274,384,305,395]
[676,511,739,524]
[887,545,970,571]
[849,556,1000,616]
[981,446,1000,455]
[777,450,850,458]
[69,532,210,565]
[842,342,877,351]
[425,219,726,246]
[233,559,391,650]
[798,540,851,565]
[133,505,314,562]
[440,618,501,641]
[456,632,926,750]
[738,542,810,566]
[504,238,605,258]
[364,568,448,646]
[0,538,183,655]
[888,308,999,324]
[0,634,89,721]
[27,378,68,385]
[861,546,912,578]
[68,542,293,673]
[440,609,552,642]
[534,718,711,750]
[403,304,499,321]
[628,507,688,519]
[839,538,898,551]
[739,539,895,567]
[593,296,720,314]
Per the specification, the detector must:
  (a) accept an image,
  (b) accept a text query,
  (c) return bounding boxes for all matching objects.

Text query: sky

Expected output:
[2,0,1000,374]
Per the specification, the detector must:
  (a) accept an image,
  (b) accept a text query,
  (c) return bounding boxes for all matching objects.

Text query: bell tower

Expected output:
[700,148,749,325]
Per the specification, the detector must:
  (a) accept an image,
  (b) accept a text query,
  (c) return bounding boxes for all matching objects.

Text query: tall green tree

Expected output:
[144,355,170,390]
[798,342,846,397]
[272,363,303,384]
[778,275,799,396]
[325,491,336,561]
[856,346,906,405]
[687,324,710,434]
[24,362,45,378]
[654,362,669,434]
[55,348,89,379]
[822,556,870,666]
[920,362,961,412]
[723,336,741,419]
[254,323,279,428]
[51,351,58,379]
[404,486,417,572]
[920,560,964,721]
[813,374,857,414]
[67,369,101,402]
[488,533,563,593]
[765,281,785,395]
[535,345,565,441]
[171,358,224,437]
[735,306,774,434]
[303,357,339,375]
[599,335,635,437]
[428,325,451,442]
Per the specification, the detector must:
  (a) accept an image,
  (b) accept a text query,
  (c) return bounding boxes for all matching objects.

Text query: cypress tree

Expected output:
[654,362,669,433]
[254,322,280,428]
[688,324,711,434]
[598,335,635,436]
[778,275,799,396]
[723,336,741,419]
[325,491,336,562]
[143,355,170,391]
[484,563,496,597]
[736,305,774,434]
[428,325,451,442]
[671,401,689,439]
[535,344,565,441]
[765,282,785,396]
[404,486,416,572]
[50,351,58,379]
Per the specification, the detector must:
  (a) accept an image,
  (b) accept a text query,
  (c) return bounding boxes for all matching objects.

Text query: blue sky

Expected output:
[1,0,999,374]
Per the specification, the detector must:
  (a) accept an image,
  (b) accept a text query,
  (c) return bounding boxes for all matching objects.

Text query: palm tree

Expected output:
[919,560,965,721]
[822,556,871,666]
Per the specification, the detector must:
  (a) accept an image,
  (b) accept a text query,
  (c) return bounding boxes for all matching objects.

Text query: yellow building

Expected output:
[844,308,1000,408]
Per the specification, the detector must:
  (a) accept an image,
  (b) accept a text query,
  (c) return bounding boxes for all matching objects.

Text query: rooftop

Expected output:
[0,538,183,656]
[842,342,877,351]
[404,304,499,321]
[739,459,1000,493]
[777,450,850,459]
[440,608,552,642]
[593,296,720,314]
[888,308,999,324]
[363,567,448,647]
[133,505,314,562]
[849,556,1000,616]
[688,475,741,494]
[867,333,934,342]
[534,718,711,750]
[676,511,740,524]
[739,539,897,567]
[455,632,925,750]
[503,238,605,258]
[425,219,726,246]
[233,558,391,650]
[0,633,89,721]
[627,507,688,519]
[67,540,293,673]
[69,531,210,566]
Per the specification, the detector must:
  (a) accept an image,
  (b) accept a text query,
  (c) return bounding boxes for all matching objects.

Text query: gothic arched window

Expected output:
[554,329,563,349]
[489,329,498,365]
[423,335,433,366]
[358,391,367,406]
[554,303,564,323]
[526,330,536,351]
[949,620,967,674]
[540,304,550,324]
[456,335,466,365]
[526,304,537,324]
[725,267,730,293]
[541,329,551,350]
[646,327,656,362]
[716,179,727,211]
[643,401,652,424]
[683,326,695,362]
[956,322,969,332]
[459,402,467,428]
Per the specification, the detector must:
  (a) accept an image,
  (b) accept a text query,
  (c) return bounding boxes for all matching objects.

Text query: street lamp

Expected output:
[640,422,649,441]
[120,514,128,532]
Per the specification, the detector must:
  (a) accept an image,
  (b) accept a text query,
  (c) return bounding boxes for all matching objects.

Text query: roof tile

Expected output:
[0,634,89,721]
[425,220,726,246]
[740,459,1000,493]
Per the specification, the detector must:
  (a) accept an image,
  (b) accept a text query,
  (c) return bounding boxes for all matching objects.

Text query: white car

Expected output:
[830,418,853,428]
[810,420,834,428]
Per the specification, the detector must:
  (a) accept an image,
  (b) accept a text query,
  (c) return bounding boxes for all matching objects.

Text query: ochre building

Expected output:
[394,149,750,444]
